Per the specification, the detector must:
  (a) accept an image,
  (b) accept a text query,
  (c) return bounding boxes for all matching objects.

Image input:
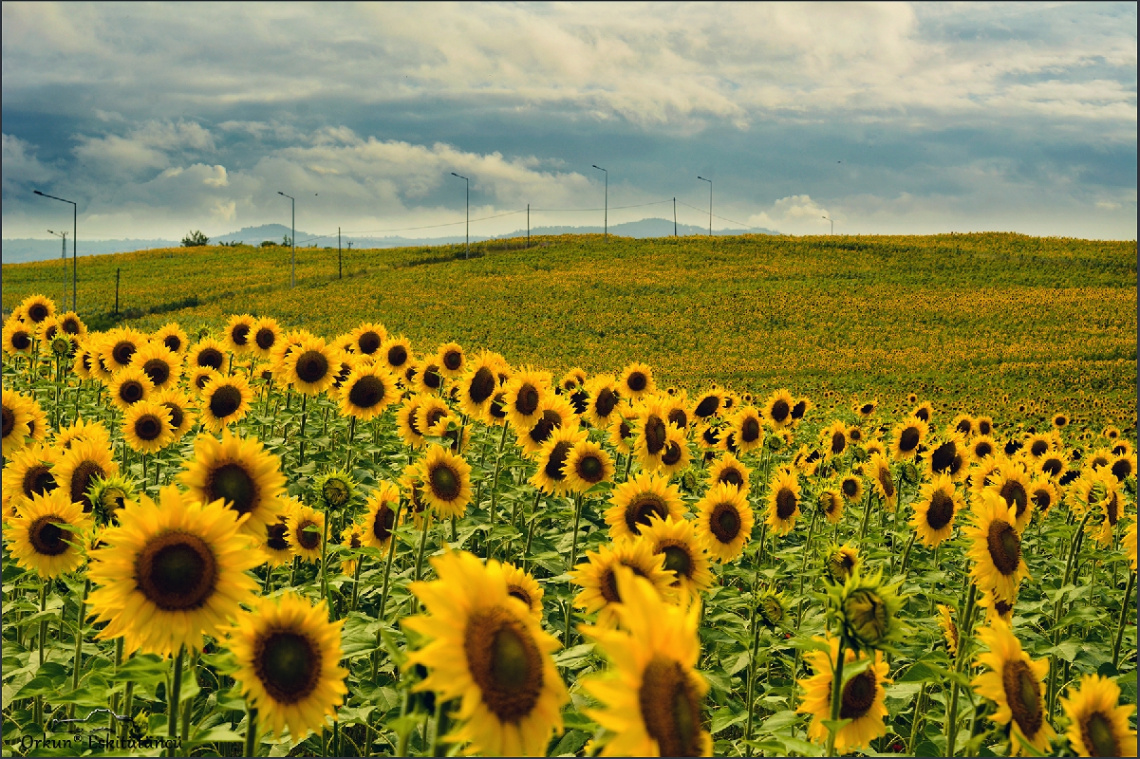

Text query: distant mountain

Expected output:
[2,218,777,264]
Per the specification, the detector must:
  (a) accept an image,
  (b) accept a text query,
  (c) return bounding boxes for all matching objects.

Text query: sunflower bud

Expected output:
[823,543,859,584]
[50,335,72,357]
[316,469,355,510]
[829,569,905,653]
[87,473,139,524]
[757,589,787,629]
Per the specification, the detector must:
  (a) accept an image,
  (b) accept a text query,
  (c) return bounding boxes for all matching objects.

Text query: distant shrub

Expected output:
[182,230,209,247]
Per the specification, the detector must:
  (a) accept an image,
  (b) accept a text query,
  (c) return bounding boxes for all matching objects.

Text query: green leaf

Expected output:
[709,706,747,735]
[554,643,595,669]
[897,659,943,683]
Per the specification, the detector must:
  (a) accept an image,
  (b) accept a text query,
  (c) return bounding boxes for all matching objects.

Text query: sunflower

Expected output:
[501,561,545,621]
[582,374,621,428]
[605,472,686,541]
[970,434,998,462]
[228,592,349,740]
[52,418,111,452]
[949,413,976,438]
[657,426,691,478]
[619,362,656,401]
[179,429,286,539]
[122,400,175,454]
[819,488,844,525]
[2,318,35,357]
[434,340,466,379]
[796,636,891,754]
[1124,518,1137,571]
[965,491,1030,603]
[126,341,182,391]
[53,438,118,514]
[152,322,189,355]
[890,418,928,461]
[19,395,49,445]
[415,394,454,438]
[790,396,813,424]
[188,337,228,373]
[911,474,962,547]
[868,453,897,510]
[706,451,751,494]
[153,387,195,442]
[418,444,472,519]
[403,550,569,757]
[379,335,413,375]
[572,538,675,628]
[19,294,56,324]
[987,460,1035,532]
[1109,453,1136,483]
[360,482,401,553]
[927,433,970,481]
[285,336,338,396]
[413,357,447,395]
[261,502,295,568]
[1059,674,1136,758]
[71,343,98,380]
[632,397,674,472]
[660,392,691,431]
[188,366,222,395]
[839,472,864,503]
[607,406,637,456]
[854,398,878,418]
[762,389,795,429]
[819,420,850,460]
[455,351,500,419]
[530,426,588,496]
[730,406,765,454]
[515,395,577,457]
[640,515,714,603]
[2,443,62,516]
[1028,479,1059,518]
[6,490,92,578]
[580,567,712,757]
[86,485,261,657]
[2,390,33,456]
[1024,431,1058,460]
[765,467,802,536]
[972,619,1055,755]
[503,368,553,431]
[315,468,356,511]
[199,372,254,433]
[824,543,859,584]
[395,395,430,449]
[336,363,397,422]
[564,439,616,494]
[286,504,325,562]
[938,604,959,658]
[977,588,1017,626]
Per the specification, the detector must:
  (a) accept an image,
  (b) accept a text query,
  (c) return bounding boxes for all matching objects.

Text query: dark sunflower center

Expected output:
[208,463,258,515]
[489,392,508,420]
[662,441,683,466]
[956,419,973,435]
[595,388,617,417]
[508,587,532,609]
[322,478,351,507]
[197,347,224,370]
[1038,456,1060,476]
[12,331,31,350]
[926,490,955,530]
[429,463,461,501]
[111,340,135,366]
[135,414,164,442]
[464,607,544,722]
[775,487,797,520]
[295,350,329,384]
[639,655,703,757]
[23,464,57,499]
[296,519,321,550]
[626,371,647,392]
[134,531,218,610]
[162,334,183,352]
[719,468,744,487]
[831,432,846,455]
[930,442,956,474]
[986,520,1021,576]
[1001,660,1043,740]
[426,408,446,430]
[140,358,170,387]
[515,384,540,416]
[1110,458,1132,481]
[1105,492,1120,525]
[254,328,276,351]
[618,421,632,440]
[266,521,289,551]
[255,631,322,704]
[694,396,719,418]
[209,385,243,419]
[469,367,496,404]
[387,344,408,367]
[840,669,877,719]
[899,427,920,452]
[710,503,741,542]
[442,349,463,371]
[70,460,104,512]
[770,399,789,423]
[627,495,668,534]
[642,416,668,455]
[161,402,185,430]
[543,442,573,482]
[421,364,442,390]
[1080,709,1119,757]
[842,478,859,497]
[999,479,1028,517]
[661,543,692,580]
[231,324,250,346]
[372,505,395,541]
[975,441,994,459]
[576,454,605,484]
[528,410,561,445]
[667,409,688,430]
[29,516,69,556]
[861,403,874,415]
[1031,488,1052,513]
[877,466,895,498]
[791,400,807,419]
[195,372,212,390]
[350,331,379,355]
[741,417,761,443]
[349,375,386,409]
[1030,440,1048,457]
[119,380,145,405]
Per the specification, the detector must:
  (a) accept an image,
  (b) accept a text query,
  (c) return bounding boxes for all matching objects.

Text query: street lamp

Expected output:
[697,176,712,236]
[591,165,607,239]
[450,173,469,259]
[278,191,295,287]
[48,229,68,307]
[34,190,77,312]
[822,215,834,235]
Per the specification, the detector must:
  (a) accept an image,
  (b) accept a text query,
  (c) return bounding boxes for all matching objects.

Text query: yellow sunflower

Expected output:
[890,418,928,461]
[198,372,253,433]
[283,336,337,396]
[987,460,1035,532]
[435,340,466,379]
[580,567,712,757]
[690,389,723,422]
[819,488,844,525]
[338,363,398,421]
[926,433,971,482]
[53,438,118,514]
[1124,518,1137,571]
[824,543,860,584]
[977,587,1017,626]
[706,451,751,494]
[972,619,1055,755]
[261,503,295,568]
[605,471,686,541]
[2,389,33,457]
[6,489,92,578]
[286,504,325,562]
[378,335,413,375]
[2,443,62,517]
[1059,674,1137,758]
[563,439,616,494]
[129,340,182,390]
[178,429,286,538]
[970,434,999,463]
[188,337,228,373]
[456,351,501,419]
[418,444,472,519]
[108,366,155,411]
[819,420,850,460]
[730,406,765,454]
[415,394,454,438]
[86,485,261,657]
[606,405,637,456]
[19,294,56,325]
[765,467,802,536]
[761,388,795,429]
[911,474,963,547]
[395,395,430,449]
[796,636,891,754]
[2,318,35,357]
[656,426,691,478]
[503,368,553,432]
[640,515,714,604]
[868,453,898,511]
[530,426,588,496]
[361,482,401,552]
[500,561,545,621]
[965,491,1030,604]
[52,417,111,452]
[619,362,656,401]
[403,550,569,757]
[583,374,622,429]
[632,397,675,472]
[228,592,349,740]
[153,387,195,442]
[152,322,189,355]
[122,399,175,454]
[571,538,674,628]
[938,604,959,658]
[839,472,864,503]
[515,394,577,457]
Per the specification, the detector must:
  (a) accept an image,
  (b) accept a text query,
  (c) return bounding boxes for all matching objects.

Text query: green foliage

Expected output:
[180,230,209,247]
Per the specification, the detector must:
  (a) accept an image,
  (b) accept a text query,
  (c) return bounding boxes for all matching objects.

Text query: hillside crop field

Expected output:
[1,233,1136,758]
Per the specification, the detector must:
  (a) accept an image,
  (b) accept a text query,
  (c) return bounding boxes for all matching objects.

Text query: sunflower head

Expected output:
[315,468,356,510]
[823,543,859,585]
[5,489,93,579]
[756,589,788,629]
[1059,674,1136,758]
[828,568,906,653]
[87,473,140,524]
[971,619,1056,755]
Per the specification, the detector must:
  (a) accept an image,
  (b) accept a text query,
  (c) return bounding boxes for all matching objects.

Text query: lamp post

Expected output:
[591,165,607,239]
[697,176,712,236]
[822,215,834,235]
[48,229,68,307]
[278,191,295,287]
[34,190,77,312]
[450,173,469,259]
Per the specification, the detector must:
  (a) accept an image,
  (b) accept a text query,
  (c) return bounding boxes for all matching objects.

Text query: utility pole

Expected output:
[338,227,342,279]
[48,229,67,307]
[822,215,834,235]
[278,191,296,287]
[673,199,677,237]
[34,190,77,312]
[698,176,712,236]
[591,165,607,239]
[527,203,530,248]
[450,173,470,259]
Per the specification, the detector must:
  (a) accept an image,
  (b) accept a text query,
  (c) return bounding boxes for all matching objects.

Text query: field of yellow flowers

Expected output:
[0,232,1136,758]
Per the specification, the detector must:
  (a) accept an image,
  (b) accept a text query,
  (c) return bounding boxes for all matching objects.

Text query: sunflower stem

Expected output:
[289,555,299,587]
[825,634,847,758]
[742,609,764,753]
[563,493,585,646]
[1112,570,1135,668]
[167,645,184,756]
[908,681,928,755]
[180,653,198,747]
[371,502,404,680]
[622,449,634,480]
[944,582,976,757]
[858,489,873,540]
[351,548,364,612]
[70,578,91,710]
[898,531,917,581]
[119,681,135,743]
[487,422,510,560]
[320,502,331,601]
[244,705,259,758]
[414,512,432,583]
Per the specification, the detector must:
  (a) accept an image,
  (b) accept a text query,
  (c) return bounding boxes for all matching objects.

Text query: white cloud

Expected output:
[748,195,833,235]
[1,133,58,194]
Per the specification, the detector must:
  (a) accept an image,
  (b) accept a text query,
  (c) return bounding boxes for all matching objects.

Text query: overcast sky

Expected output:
[3,2,1135,242]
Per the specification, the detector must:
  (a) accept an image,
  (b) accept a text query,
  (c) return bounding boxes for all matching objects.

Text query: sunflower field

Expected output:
[1,282,1136,756]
